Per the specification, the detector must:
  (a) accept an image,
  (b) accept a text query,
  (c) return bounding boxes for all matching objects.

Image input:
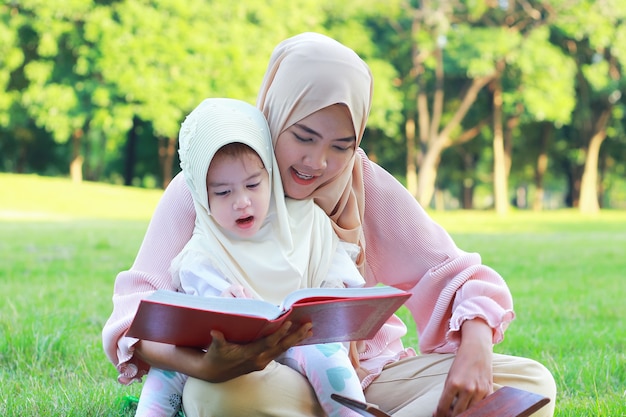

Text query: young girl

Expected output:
[133,98,365,417]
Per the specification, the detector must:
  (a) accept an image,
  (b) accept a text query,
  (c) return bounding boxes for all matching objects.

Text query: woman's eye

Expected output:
[294,133,311,142]
[333,145,352,151]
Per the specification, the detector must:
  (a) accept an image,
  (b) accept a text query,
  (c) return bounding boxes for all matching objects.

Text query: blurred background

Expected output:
[1,0,625,213]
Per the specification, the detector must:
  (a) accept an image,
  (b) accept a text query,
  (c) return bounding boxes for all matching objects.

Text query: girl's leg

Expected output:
[364,353,556,417]
[278,343,365,417]
[182,361,325,417]
[135,367,186,417]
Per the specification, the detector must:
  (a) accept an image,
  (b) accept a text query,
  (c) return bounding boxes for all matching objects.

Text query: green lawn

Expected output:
[1,173,624,416]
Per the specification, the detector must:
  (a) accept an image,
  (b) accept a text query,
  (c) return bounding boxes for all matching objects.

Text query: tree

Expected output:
[502,25,577,211]
[1,2,57,173]
[550,0,626,213]
[387,1,498,208]
[6,0,107,182]
[89,0,354,187]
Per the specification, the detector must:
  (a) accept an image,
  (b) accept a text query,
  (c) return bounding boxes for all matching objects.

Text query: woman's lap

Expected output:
[366,353,556,417]
[182,353,556,417]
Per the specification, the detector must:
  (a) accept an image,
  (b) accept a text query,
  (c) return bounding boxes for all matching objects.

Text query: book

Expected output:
[331,394,390,417]
[126,286,411,348]
[331,386,550,417]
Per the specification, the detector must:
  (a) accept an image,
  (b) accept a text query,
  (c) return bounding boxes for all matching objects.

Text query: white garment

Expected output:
[180,241,363,297]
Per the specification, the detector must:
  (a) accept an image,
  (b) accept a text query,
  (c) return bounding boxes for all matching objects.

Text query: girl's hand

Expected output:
[195,320,313,382]
[220,284,253,299]
[434,319,493,417]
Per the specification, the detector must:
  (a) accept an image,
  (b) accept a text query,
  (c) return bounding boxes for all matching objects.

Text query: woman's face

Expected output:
[274,104,356,200]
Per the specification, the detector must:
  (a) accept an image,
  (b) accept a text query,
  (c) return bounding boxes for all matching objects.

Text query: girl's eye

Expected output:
[247,182,260,189]
[214,190,230,196]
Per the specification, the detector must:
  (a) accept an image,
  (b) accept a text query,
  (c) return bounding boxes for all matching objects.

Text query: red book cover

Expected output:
[127,286,411,348]
[331,386,550,417]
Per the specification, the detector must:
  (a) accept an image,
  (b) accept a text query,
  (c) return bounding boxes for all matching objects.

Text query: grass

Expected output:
[1,173,625,416]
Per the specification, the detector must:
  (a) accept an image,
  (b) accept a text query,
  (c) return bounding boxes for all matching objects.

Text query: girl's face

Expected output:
[206,152,270,238]
[274,104,356,200]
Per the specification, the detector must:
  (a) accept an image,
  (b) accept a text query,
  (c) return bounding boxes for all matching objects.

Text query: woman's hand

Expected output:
[196,320,313,382]
[434,319,493,417]
[136,320,313,383]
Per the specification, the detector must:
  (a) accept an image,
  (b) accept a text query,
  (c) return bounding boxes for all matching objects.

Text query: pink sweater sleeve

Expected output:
[358,149,514,354]
[102,173,196,383]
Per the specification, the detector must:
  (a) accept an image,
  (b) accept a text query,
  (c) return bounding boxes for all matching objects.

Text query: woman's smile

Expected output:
[291,167,317,184]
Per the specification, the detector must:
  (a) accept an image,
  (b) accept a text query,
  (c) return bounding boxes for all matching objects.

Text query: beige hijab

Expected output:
[256,32,373,273]
[174,98,338,305]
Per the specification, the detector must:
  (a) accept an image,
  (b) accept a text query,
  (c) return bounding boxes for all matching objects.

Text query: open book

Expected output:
[127,286,411,347]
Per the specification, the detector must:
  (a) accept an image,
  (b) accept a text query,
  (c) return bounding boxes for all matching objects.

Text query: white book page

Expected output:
[147,290,282,319]
[280,285,405,310]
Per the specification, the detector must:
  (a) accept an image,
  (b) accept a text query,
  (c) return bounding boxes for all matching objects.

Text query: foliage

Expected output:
[503,26,577,125]
[0,0,625,209]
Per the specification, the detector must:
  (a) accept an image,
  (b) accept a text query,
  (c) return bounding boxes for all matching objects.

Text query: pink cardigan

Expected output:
[102,149,514,386]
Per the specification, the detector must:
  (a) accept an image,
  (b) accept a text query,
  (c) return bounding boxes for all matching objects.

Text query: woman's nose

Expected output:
[304,149,327,170]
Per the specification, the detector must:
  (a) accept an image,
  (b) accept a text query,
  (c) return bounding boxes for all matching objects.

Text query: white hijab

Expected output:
[173,98,338,305]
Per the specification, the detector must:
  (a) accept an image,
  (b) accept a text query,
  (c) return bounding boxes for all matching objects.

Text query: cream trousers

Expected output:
[182,353,557,417]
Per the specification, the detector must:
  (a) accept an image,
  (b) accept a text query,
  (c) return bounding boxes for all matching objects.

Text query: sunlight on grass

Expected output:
[1,173,625,416]
[429,207,626,234]
[0,173,162,221]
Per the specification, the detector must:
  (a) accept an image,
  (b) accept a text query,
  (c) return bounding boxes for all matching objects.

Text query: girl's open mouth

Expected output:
[236,216,254,227]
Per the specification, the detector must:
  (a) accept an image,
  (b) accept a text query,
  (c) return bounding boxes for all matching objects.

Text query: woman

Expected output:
[103,33,556,417]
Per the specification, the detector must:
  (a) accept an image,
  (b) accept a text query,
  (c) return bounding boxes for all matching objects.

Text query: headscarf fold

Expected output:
[173,98,338,305]
[256,32,373,273]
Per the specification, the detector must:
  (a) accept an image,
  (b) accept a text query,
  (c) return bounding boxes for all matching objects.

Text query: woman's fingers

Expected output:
[197,322,313,382]
[258,321,313,354]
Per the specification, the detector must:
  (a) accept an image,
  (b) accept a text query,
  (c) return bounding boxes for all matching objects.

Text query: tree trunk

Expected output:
[597,150,607,208]
[124,116,139,186]
[533,123,552,211]
[158,136,177,189]
[492,67,508,216]
[69,128,83,183]
[92,131,107,182]
[504,116,518,177]
[579,129,607,213]
[461,151,475,209]
[417,141,443,208]
[579,108,610,213]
